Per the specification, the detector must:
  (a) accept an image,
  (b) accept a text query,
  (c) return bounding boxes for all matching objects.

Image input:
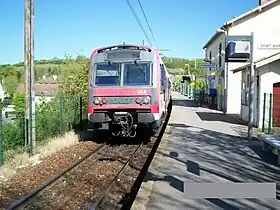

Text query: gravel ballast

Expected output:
[0,141,100,209]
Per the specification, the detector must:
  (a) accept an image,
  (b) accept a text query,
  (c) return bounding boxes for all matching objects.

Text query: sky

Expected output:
[0,0,259,64]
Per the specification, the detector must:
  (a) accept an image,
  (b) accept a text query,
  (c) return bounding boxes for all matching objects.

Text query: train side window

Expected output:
[160,64,166,98]
[160,64,166,83]
[150,63,153,85]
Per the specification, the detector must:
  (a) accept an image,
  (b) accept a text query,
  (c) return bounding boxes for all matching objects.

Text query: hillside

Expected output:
[0,56,207,97]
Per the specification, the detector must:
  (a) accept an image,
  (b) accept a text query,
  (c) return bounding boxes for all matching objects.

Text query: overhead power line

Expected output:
[137,0,157,44]
[125,0,152,45]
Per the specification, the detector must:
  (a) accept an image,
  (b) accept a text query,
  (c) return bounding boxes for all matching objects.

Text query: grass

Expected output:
[16,63,58,71]
[0,131,79,182]
[256,127,280,135]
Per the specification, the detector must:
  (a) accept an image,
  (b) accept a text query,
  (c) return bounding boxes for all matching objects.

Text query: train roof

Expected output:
[90,44,159,59]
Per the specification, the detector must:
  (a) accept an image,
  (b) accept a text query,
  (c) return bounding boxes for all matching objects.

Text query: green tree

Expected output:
[58,55,89,101]
[12,92,25,112]
[3,75,18,96]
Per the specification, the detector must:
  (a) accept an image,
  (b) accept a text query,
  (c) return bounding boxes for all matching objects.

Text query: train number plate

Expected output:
[107,97,136,104]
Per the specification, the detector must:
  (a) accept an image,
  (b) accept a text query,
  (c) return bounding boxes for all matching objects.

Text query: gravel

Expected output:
[0,130,164,210]
[98,143,155,210]
[25,159,122,210]
[0,141,100,209]
[8,144,140,210]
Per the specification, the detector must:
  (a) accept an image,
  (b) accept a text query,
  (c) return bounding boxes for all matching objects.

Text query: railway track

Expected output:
[7,143,107,210]
[88,143,143,210]
[7,103,172,210]
[7,143,142,210]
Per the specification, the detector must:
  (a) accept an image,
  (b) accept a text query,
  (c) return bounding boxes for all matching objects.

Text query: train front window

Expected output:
[123,63,151,86]
[95,63,121,86]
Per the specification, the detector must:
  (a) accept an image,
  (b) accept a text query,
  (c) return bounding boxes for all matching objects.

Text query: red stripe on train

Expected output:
[93,104,151,110]
[93,88,152,96]
[88,104,158,113]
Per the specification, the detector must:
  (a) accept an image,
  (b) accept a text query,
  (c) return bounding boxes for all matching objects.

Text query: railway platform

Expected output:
[131,91,280,210]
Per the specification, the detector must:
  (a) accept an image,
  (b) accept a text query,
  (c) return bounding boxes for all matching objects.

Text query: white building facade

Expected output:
[232,53,280,129]
[203,0,280,115]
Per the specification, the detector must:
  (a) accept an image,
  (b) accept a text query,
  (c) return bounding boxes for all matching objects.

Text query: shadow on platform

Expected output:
[172,99,198,108]
[196,112,247,126]
[140,123,280,209]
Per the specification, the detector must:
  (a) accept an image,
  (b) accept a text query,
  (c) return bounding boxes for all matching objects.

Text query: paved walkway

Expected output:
[132,91,280,210]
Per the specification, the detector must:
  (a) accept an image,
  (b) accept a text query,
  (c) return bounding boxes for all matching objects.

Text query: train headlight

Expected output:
[101,97,107,104]
[93,97,107,105]
[135,97,141,104]
[94,97,101,105]
[143,96,150,104]
[94,99,100,105]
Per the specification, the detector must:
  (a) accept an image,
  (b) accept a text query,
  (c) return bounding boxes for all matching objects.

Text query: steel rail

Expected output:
[89,104,172,209]
[8,143,107,210]
[89,142,143,210]
[8,100,172,210]
[91,100,172,209]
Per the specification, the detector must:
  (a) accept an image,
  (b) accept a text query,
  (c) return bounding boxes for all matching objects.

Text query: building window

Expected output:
[219,42,222,67]
[241,73,249,106]
[246,74,250,87]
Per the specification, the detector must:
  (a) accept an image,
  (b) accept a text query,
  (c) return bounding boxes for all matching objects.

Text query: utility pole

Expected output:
[185,64,190,97]
[24,0,29,147]
[194,59,197,99]
[24,0,36,155]
[223,30,228,115]
[248,32,255,141]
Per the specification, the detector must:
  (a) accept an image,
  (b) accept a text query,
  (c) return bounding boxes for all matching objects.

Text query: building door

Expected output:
[273,82,280,127]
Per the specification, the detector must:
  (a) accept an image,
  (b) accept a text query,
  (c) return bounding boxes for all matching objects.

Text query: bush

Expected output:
[1,93,82,157]
[35,93,81,142]
[3,120,25,151]
[12,92,25,112]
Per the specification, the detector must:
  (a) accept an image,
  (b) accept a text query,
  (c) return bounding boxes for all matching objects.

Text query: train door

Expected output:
[160,64,166,114]
[273,82,280,127]
[162,64,169,106]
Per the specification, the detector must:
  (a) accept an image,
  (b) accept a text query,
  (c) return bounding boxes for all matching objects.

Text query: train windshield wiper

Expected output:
[106,60,119,76]
[134,60,142,69]
[134,60,146,77]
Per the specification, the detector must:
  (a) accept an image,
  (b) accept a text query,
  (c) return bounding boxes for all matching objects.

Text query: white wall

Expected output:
[258,60,280,129]
[35,96,54,104]
[205,2,280,114]
[239,60,280,129]
[205,33,226,111]
[228,3,280,66]
[228,4,280,115]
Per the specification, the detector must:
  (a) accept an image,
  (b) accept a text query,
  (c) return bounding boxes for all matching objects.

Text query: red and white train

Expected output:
[87,44,172,138]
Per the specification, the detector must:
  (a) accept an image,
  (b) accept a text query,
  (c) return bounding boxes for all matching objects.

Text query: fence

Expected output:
[0,93,85,166]
[194,90,218,110]
[193,89,202,101]
[262,93,280,134]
